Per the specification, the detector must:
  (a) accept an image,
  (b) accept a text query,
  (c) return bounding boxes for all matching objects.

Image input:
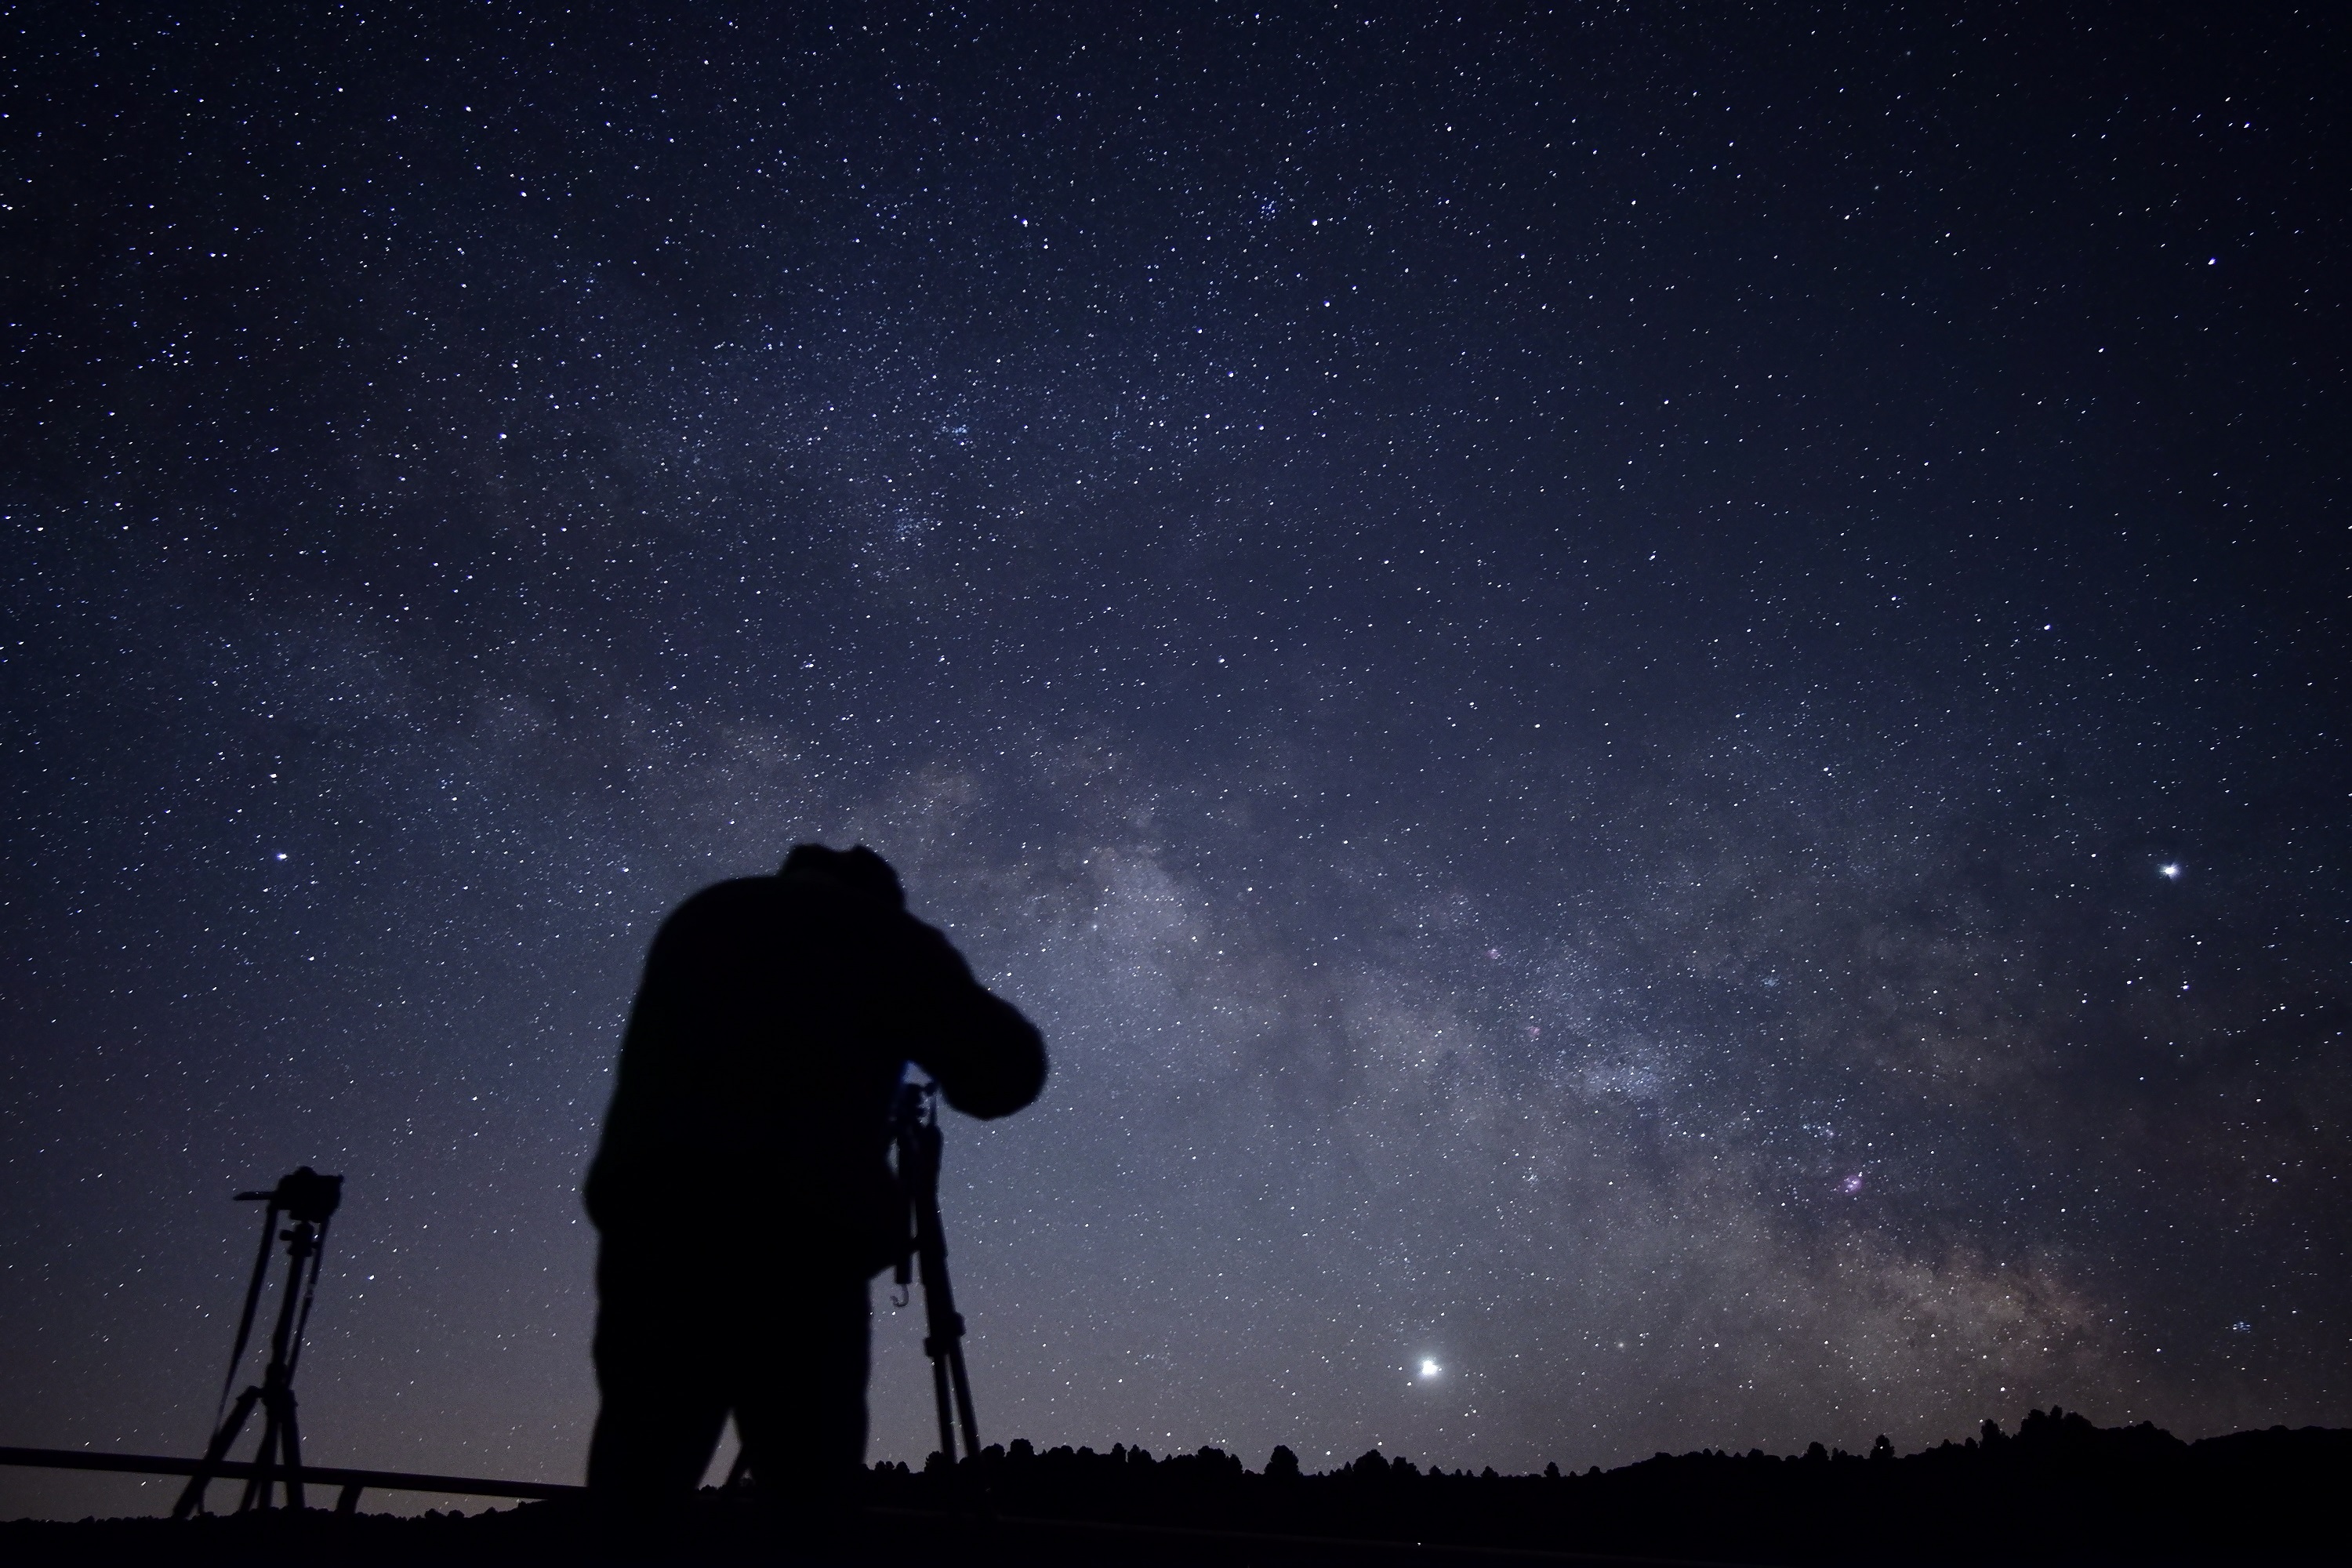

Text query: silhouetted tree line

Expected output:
[5,1409,2346,1563]
[861,1406,2350,1563]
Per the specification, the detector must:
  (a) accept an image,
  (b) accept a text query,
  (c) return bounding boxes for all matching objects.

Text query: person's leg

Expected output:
[732,1272,871,1520]
[587,1237,733,1529]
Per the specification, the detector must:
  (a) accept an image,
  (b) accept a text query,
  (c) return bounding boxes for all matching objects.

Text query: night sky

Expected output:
[5,1,2347,1522]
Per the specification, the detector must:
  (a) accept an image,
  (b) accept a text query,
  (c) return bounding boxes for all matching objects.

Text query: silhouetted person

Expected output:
[583,844,1045,1536]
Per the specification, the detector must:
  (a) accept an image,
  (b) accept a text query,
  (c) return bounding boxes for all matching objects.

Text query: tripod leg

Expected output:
[172,1385,263,1520]
[280,1390,307,1511]
[249,1225,312,1512]
[239,1406,275,1512]
[927,1346,957,1463]
[945,1338,982,1463]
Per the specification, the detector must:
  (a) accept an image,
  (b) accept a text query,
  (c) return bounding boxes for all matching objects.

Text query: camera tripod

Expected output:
[890,1076,983,1468]
[725,1076,980,1489]
[173,1167,343,1517]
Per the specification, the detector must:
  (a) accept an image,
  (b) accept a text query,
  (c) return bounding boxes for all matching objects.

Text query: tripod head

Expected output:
[890,1076,939,1141]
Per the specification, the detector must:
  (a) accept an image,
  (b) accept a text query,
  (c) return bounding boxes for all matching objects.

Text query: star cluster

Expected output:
[2,2,2346,1519]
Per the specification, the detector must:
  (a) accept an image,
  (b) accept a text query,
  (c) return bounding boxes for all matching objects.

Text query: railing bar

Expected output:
[0,1445,581,1501]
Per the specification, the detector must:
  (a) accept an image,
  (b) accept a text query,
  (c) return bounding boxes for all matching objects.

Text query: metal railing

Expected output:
[0,1444,582,1514]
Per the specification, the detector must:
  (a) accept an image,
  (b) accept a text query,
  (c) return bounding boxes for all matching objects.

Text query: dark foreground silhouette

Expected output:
[584,844,1046,1523]
[8,1408,2347,1565]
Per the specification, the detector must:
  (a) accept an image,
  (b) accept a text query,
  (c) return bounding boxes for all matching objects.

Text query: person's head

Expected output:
[779,843,906,909]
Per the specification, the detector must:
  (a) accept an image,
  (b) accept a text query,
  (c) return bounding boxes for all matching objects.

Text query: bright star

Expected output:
[1419,1359,1441,1378]
[2160,863,2180,880]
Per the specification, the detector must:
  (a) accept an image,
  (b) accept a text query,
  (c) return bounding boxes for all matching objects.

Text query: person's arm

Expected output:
[896,921,1047,1119]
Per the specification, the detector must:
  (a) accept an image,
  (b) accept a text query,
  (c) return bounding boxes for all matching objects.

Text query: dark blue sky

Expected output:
[3,1,2345,1519]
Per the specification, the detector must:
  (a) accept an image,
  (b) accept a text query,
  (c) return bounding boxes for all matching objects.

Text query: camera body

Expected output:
[259,1166,343,1225]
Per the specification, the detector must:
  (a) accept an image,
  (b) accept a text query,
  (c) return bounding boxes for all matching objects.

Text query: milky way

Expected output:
[4,4,2346,1519]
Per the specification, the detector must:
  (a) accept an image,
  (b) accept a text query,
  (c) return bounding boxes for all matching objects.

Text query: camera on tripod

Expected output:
[244,1166,343,1226]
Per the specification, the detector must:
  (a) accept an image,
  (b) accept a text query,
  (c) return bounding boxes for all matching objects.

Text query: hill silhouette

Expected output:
[5,1407,2345,1564]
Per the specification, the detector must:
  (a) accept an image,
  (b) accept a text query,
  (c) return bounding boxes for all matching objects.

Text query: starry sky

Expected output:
[4,0,2347,1521]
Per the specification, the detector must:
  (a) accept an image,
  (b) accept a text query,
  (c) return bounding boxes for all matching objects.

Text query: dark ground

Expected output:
[5,1410,2347,1565]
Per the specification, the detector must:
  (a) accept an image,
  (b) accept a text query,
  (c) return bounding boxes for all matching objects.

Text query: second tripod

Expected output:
[173,1167,343,1518]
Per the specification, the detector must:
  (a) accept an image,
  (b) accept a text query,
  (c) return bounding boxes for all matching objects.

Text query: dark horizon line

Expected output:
[5,1403,2342,1506]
